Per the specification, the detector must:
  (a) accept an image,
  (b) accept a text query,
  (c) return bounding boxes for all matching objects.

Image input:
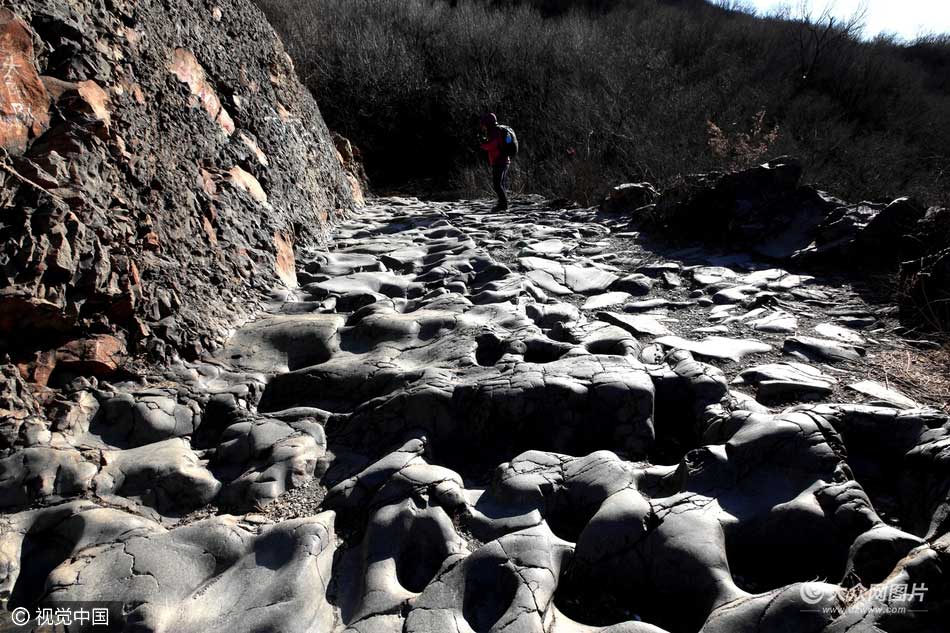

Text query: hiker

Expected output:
[479,113,518,211]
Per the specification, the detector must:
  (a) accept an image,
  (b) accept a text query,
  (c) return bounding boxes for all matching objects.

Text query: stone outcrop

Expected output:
[599,181,658,214]
[0,0,359,386]
[610,157,950,333]
[622,157,936,267]
[630,157,830,260]
[899,206,950,333]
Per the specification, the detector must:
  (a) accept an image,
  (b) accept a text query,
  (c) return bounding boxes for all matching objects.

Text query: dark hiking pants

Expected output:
[492,163,509,210]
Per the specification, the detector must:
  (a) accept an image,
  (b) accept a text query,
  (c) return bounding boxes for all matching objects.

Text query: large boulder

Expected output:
[853,197,926,264]
[630,159,938,277]
[599,182,659,213]
[0,9,51,153]
[899,206,950,332]
[639,156,843,260]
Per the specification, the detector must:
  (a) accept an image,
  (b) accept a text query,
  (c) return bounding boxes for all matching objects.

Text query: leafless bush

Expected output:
[707,109,780,171]
[257,0,950,205]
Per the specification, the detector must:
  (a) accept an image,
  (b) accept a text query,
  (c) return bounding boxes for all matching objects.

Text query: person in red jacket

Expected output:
[479,112,512,211]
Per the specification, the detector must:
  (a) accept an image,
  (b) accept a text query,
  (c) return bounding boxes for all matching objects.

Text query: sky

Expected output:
[742,0,950,41]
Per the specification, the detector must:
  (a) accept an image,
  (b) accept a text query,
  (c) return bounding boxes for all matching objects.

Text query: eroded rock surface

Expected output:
[2,197,948,632]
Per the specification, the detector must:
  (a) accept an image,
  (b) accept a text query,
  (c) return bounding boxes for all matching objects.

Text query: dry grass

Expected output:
[874,346,950,412]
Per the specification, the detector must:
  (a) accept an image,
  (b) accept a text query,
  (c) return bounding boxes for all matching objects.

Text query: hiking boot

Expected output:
[491,203,508,212]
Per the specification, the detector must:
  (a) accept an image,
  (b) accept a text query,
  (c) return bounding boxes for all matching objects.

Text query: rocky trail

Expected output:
[3,196,949,632]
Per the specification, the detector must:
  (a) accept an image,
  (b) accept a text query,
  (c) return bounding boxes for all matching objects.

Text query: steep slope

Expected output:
[0,0,358,384]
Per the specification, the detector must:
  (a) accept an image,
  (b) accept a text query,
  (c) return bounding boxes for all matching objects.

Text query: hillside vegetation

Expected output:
[258,0,950,205]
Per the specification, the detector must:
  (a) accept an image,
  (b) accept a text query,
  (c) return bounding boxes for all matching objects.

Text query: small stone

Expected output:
[600,182,658,213]
[638,343,666,364]
[783,336,865,363]
[623,298,669,313]
[814,323,866,346]
[847,381,920,409]
[637,262,681,277]
[582,292,631,310]
[598,312,673,337]
[521,239,568,256]
[655,335,772,362]
[693,325,729,334]
[713,285,759,305]
[660,271,682,288]
[692,266,738,286]
[734,362,837,398]
[611,273,654,296]
[836,316,876,329]
[143,231,160,250]
[750,311,798,333]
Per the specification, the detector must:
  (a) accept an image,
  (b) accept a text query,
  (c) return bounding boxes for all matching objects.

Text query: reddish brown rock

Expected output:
[40,76,76,100]
[55,334,127,375]
[33,351,57,386]
[345,172,365,207]
[239,132,269,166]
[76,80,112,127]
[332,133,368,208]
[228,165,267,204]
[16,350,57,386]
[0,9,50,153]
[199,167,218,196]
[129,261,141,287]
[0,294,72,334]
[42,77,111,132]
[274,231,297,288]
[108,292,136,323]
[202,215,218,246]
[168,48,236,136]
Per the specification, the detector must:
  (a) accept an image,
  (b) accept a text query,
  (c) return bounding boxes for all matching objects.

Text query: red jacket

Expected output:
[480,127,511,166]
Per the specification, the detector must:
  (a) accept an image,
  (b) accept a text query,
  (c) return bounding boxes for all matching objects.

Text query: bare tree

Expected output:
[796,0,868,81]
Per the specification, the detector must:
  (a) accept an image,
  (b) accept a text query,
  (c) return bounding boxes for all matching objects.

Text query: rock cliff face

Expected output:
[0,0,358,384]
